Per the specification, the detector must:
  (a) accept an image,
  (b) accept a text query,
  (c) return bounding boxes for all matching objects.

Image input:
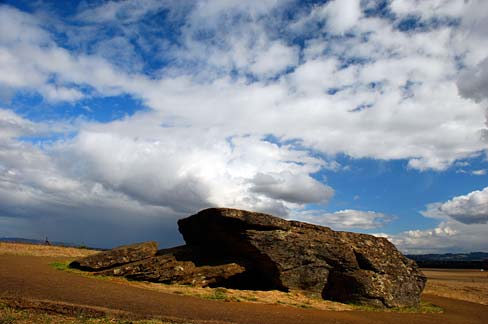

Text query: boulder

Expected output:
[178,208,426,307]
[97,246,245,286]
[70,208,426,308]
[70,241,158,271]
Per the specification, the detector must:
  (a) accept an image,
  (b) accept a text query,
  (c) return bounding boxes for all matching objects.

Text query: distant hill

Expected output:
[407,252,488,269]
[1,237,59,245]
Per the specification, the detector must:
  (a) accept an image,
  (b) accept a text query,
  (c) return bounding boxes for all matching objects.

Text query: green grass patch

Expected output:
[204,287,228,301]
[417,301,444,313]
[50,261,70,271]
[351,301,443,313]
[240,295,258,302]
[0,307,16,324]
[49,261,115,282]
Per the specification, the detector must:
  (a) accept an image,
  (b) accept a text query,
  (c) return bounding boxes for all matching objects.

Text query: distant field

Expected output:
[422,268,488,305]
[0,242,98,258]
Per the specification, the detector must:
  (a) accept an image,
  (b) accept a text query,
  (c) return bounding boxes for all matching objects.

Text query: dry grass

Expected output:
[122,281,353,311]
[422,268,488,305]
[0,242,98,258]
[0,305,171,324]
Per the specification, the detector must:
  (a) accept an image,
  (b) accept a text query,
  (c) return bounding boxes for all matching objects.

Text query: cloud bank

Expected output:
[0,0,487,250]
[388,187,488,253]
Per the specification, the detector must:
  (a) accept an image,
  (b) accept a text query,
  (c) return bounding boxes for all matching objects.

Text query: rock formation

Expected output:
[70,208,426,308]
[70,241,158,271]
[97,246,245,286]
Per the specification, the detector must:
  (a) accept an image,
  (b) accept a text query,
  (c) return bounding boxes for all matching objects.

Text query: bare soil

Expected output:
[0,244,487,324]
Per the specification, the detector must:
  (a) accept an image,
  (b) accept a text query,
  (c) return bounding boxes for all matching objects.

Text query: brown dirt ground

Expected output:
[1,254,487,324]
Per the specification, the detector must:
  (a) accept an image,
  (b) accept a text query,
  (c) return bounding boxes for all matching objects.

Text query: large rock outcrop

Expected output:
[70,208,426,308]
[177,208,426,308]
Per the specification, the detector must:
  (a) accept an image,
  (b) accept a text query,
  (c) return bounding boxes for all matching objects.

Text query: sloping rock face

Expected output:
[178,208,426,308]
[70,243,246,287]
[70,241,158,271]
[97,246,245,286]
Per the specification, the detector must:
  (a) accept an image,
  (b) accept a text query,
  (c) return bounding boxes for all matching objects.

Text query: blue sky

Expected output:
[0,0,487,252]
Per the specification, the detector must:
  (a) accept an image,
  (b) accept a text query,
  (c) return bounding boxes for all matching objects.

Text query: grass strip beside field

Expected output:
[351,301,443,314]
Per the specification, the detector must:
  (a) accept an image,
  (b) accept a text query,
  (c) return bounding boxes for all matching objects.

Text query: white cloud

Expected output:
[0,5,149,102]
[0,1,487,251]
[250,171,333,205]
[0,108,332,242]
[1,2,486,169]
[390,0,465,19]
[249,41,299,77]
[422,187,488,224]
[289,0,361,35]
[292,209,393,229]
[391,220,488,254]
[320,0,362,34]
[75,0,175,24]
[472,169,487,175]
[0,109,183,247]
[391,186,488,253]
[0,109,35,139]
[61,124,330,217]
[458,57,488,102]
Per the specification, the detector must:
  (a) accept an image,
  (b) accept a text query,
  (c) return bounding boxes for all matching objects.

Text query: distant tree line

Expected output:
[412,259,488,269]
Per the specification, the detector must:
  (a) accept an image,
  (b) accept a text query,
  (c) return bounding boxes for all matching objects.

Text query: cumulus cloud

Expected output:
[458,57,488,102]
[248,41,299,77]
[390,220,488,254]
[0,108,333,245]
[60,126,329,216]
[0,109,36,139]
[250,172,333,205]
[0,1,488,250]
[0,110,186,247]
[0,4,148,102]
[76,0,173,24]
[390,0,465,19]
[292,209,393,230]
[390,186,488,253]
[1,2,486,169]
[291,0,361,35]
[472,169,487,175]
[422,187,488,224]
[320,0,362,34]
